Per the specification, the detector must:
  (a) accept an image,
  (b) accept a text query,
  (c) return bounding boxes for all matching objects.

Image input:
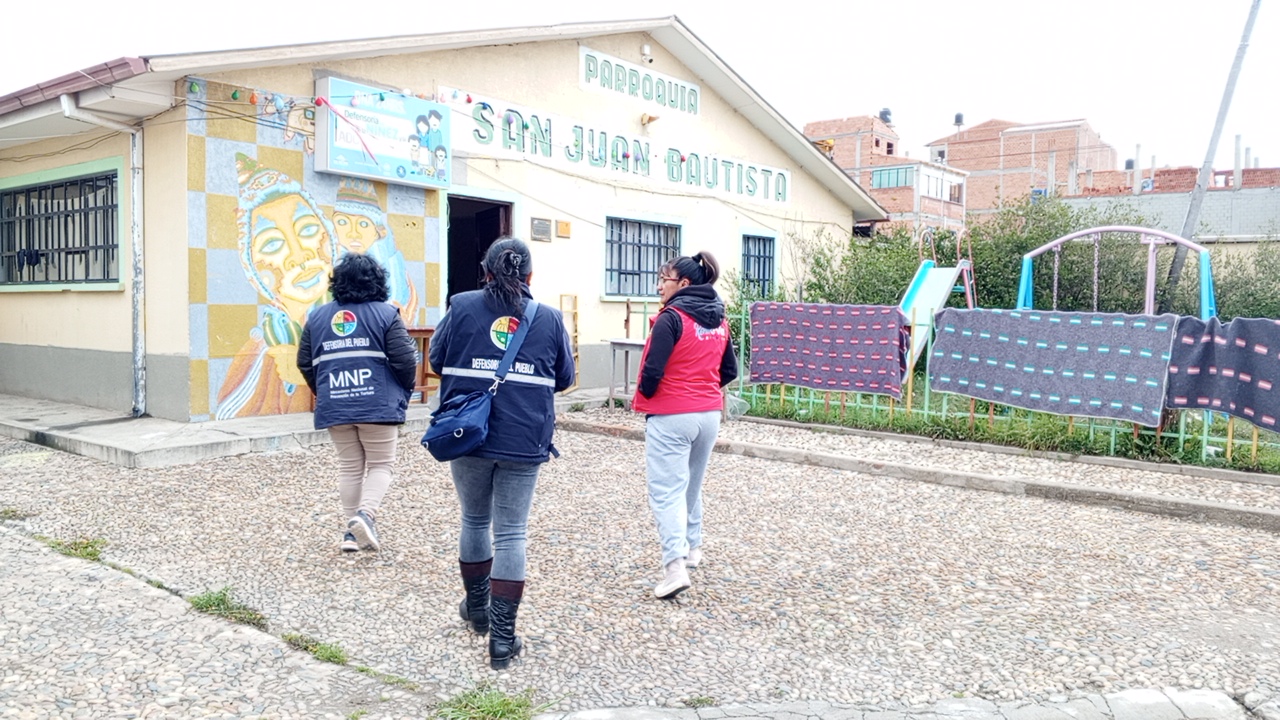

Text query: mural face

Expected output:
[332,211,384,254]
[251,195,334,308]
[188,82,439,422]
[333,178,419,324]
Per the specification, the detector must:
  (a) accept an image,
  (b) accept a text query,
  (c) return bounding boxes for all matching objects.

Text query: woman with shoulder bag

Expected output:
[297,253,418,553]
[428,237,576,669]
[632,251,738,599]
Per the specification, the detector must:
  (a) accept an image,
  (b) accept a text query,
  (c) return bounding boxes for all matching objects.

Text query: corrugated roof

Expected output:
[0,17,887,221]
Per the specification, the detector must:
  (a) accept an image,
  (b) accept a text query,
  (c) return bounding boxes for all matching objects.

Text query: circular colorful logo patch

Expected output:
[331,310,358,337]
[489,316,520,350]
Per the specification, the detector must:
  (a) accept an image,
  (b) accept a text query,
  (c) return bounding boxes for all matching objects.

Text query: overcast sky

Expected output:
[3,0,1275,172]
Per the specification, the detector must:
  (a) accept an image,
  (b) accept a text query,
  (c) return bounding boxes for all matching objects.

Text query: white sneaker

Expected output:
[655,559,691,599]
[686,547,702,569]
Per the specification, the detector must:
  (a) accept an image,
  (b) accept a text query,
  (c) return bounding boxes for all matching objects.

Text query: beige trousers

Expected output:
[328,423,398,523]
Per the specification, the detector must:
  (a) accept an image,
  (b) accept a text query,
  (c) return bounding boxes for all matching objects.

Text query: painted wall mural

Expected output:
[187,79,443,421]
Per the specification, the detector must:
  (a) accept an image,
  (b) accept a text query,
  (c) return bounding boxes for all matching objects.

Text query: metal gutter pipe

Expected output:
[60,94,146,417]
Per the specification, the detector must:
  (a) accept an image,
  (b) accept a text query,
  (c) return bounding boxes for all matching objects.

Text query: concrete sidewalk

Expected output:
[0,389,613,468]
[537,690,1274,720]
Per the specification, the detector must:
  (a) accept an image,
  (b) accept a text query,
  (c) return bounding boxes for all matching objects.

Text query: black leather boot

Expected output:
[458,559,491,635]
[488,579,524,670]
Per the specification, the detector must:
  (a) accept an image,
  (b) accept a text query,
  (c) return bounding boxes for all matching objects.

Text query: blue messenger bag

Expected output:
[421,301,538,462]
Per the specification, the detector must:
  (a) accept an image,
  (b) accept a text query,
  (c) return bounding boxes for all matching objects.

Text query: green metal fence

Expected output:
[622,301,1280,472]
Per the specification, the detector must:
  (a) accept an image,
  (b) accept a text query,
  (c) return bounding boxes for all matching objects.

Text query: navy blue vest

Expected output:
[308,301,409,429]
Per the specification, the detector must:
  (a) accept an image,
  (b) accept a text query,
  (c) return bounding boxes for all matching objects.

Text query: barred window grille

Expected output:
[0,173,119,285]
[742,235,775,298]
[605,217,680,296]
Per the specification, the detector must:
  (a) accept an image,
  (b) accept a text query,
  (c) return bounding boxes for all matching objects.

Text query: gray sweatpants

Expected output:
[644,411,721,567]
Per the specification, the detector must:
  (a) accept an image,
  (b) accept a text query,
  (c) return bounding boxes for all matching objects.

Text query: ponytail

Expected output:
[481,237,533,314]
[663,250,721,286]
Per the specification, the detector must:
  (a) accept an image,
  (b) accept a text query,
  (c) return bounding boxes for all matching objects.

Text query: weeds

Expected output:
[569,402,585,412]
[0,507,33,521]
[347,711,368,720]
[355,665,420,691]
[281,633,348,664]
[434,683,553,720]
[188,587,268,630]
[683,696,716,708]
[45,537,106,562]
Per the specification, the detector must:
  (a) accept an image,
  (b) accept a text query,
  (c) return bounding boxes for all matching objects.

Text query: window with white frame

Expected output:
[921,174,945,200]
[605,217,681,296]
[0,173,119,285]
[741,234,775,298]
[870,167,914,189]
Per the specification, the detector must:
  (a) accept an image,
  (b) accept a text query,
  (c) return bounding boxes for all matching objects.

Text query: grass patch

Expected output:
[188,587,268,630]
[46,537,107,562]
[355,665,420,691]
[568,402,585,412]
[0,507,33,521]
[434,683,552,720]
[683,695,716,708]
[347,710,368,719]
[147,578,175,593]
[282,632,348,665]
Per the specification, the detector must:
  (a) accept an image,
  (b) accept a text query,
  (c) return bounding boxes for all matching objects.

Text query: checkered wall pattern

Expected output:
[749,302,908,398]
[929,308,1178,426]
[184,79,442,422]
[1166,316,1280,430]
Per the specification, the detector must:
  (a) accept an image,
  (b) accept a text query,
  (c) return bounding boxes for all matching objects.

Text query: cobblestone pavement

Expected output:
[0,411,1277,716]
[0,525,434,719]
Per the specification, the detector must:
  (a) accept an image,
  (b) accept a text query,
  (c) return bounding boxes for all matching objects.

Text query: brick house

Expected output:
[805,115,967,237]
[926,119,1117,214]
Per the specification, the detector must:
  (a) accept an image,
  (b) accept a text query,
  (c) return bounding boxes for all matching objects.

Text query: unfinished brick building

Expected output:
[926,119,1118,215]
[805,115,967,236]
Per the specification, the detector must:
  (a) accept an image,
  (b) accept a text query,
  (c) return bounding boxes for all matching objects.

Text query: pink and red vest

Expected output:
[632,307,730,415]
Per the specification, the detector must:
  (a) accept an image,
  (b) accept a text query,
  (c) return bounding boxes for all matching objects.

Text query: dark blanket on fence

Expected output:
[749,302,907,397]
[1165,316,1280,430]
[929,308,1177,426]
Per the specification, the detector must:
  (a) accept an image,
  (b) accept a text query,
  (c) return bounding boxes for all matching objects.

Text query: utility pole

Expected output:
[1161,0,1261,312]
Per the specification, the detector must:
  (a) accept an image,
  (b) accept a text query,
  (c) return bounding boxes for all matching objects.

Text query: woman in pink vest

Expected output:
[632,252,739,599]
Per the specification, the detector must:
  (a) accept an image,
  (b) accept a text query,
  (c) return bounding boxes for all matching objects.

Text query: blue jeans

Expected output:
[451,456,542,581]
[645,411,720,567]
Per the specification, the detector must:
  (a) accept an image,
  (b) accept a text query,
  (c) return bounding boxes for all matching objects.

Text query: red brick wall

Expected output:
[928,121,1119,211]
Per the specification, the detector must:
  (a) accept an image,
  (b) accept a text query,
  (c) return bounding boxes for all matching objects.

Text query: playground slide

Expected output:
[899,260,969,365]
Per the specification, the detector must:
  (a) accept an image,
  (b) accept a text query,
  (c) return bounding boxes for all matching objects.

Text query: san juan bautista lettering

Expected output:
[456,91,790,204]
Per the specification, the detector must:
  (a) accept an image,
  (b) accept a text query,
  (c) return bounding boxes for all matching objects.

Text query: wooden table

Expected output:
[608,338,647,408]
[406,326,439,403]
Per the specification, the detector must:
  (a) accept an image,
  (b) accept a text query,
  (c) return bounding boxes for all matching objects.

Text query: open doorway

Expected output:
[446,195,512,302]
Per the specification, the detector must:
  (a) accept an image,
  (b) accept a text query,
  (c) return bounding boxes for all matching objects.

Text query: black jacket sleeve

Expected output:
[552,314,576,393]
[385,315,419,392]
[428,309,452,373]
[719,337,739,387]
[297,319,317,394]
[637,310,682,399]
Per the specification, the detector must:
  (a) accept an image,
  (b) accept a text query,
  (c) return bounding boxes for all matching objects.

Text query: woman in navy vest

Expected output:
[297,253,418,553]
[632,251,738,599]
[429,237,575,669]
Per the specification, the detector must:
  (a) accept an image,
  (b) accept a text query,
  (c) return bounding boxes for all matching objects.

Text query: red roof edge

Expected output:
[0,57,149,117]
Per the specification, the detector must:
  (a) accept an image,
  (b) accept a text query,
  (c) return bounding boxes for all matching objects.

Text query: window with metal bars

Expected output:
[604,217,680,296]
[741,234,775,298]
[0,173,119,286]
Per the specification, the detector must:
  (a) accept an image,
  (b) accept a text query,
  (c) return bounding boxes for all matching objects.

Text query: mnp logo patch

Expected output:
[331,310,358,337]
[490,316,520,350]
